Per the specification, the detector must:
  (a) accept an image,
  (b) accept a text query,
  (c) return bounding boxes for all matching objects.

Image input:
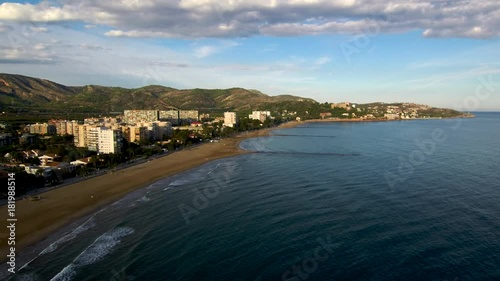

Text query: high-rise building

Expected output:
[124,110,159,124]
[151,121,172,140]
[159,110,199,125]
[74,124,95,148]
[179,110,199,121]
[159,110,178,120]
[224,112,237,127]
[28,123,56,135]
[122,126,149,143]
[97,127,123,154]
[249,111,271,122]
[87,127,100,152]
[49,120,80,135]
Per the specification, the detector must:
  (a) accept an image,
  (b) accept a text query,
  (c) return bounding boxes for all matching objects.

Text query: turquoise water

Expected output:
[7,112,500,281]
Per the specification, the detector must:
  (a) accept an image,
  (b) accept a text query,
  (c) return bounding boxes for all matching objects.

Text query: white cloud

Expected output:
[33,43,47,50]
[193,41,239,58]
[30,26,48,33]
[0,0,499,39]
[194,46,218,58]
[315,56,331,65]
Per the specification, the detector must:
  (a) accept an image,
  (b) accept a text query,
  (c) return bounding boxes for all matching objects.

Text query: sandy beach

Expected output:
[0,122,300,262]
[0,116,471,267]
[0,117,466,263]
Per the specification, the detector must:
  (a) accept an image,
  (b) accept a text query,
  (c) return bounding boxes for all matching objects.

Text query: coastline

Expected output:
[0,121,299,265]
[0,116,467,266]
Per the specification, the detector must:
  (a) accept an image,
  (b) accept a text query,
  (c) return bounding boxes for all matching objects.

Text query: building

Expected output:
[124,110,159,124]
[150,121,172,140]
[199,113,210,120]
[123,126,149,143]
[224,112,237,127]
[19,133,37,145]
[22,149,41,159]
[159,109,178,119]
[97,127,123,154]
[87,127,100,152]
[249,111,271,122]
[70,157,91,167]
[48,120,79,135]
[74,124,95,148]
[28,123,56,135]
[179,110,199,121]
[159,110,178,125]
[23,165,52,177]
[159,110,199,125]
[39,155,54,166]
[384,113,400,120]
[331,102,351,110]
[320,112,332,119]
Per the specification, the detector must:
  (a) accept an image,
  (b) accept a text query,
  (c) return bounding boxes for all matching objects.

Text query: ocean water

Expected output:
[7,112,500,281]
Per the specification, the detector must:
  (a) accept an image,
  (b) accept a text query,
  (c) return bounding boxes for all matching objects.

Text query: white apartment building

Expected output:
[224,112,237,127]
[249,111,271,122]
[97,127,123,154]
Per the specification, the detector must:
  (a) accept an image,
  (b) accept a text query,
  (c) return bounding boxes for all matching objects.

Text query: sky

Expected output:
[0,0,499,110]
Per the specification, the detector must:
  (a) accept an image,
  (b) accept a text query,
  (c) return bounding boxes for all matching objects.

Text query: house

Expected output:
[320,112,332,119]
[22,150,41,159]
[384,113,400,120]
[39,155,54,166]
[70,157,92,166]
[39,154,62,166]
[22,165,53,177]
[48,162,77,172]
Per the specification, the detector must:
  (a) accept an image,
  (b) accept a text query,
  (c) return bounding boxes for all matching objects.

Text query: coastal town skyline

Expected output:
[2,2,500,280]
[0,0,499,110]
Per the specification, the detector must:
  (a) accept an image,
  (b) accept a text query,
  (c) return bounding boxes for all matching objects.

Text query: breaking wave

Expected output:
[50,227,134,281]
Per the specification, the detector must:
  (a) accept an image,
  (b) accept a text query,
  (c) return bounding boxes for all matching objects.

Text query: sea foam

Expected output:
[50,227,134,281]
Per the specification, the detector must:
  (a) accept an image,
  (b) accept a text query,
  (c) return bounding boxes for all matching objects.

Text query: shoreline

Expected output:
[0,121,299,266]
[0,116,468,268]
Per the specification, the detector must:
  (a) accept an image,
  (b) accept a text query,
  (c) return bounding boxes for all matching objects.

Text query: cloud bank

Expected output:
[0,0,498,39]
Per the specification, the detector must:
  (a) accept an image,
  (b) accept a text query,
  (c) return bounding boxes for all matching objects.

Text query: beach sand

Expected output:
[0,122,300,261]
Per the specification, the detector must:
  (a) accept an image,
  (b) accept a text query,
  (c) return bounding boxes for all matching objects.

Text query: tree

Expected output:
[89,155,98,168]
[26,157,41,165]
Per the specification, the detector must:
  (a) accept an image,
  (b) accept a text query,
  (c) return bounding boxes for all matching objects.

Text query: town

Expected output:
[0,102,469,198]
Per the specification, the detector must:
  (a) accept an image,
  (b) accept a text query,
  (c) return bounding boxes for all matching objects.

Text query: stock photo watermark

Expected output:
[282,234,338,281]
[384,73,498,190]
[178,160,237,224]
[6,173,17,274]
[110,267,134,281]
[339,15,390,64]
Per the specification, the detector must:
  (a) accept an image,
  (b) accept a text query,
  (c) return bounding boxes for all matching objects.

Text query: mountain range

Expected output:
[0,73,317,113]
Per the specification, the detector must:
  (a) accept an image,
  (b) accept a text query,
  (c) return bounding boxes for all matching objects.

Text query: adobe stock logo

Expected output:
[282,234,339,281]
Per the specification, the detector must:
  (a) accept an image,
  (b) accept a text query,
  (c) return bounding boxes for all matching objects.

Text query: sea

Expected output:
[5,112,500,281]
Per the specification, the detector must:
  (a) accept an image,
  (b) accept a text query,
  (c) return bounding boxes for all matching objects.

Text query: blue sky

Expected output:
[0,0,499,110]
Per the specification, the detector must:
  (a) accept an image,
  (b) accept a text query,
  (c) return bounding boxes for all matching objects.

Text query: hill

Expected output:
[0,73,317,113]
